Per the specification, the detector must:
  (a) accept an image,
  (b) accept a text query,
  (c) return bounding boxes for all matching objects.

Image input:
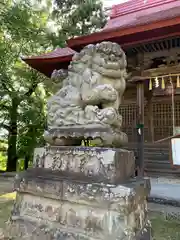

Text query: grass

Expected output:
[0,192,16,201]
[0,152,32,172]
[0,192,16,229]
[0,201,14,228]
[150,212,180,240]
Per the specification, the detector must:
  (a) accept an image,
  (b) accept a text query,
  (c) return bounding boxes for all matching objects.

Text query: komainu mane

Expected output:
[44,42,128,147]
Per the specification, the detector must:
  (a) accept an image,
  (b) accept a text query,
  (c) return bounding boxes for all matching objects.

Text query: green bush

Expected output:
[0,152,7,171]
[0,152,33,172]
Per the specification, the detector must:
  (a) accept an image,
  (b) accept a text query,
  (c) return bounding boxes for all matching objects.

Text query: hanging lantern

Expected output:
[149,78,152,90]
[165,76,174,95]
[169,75,173,84]
[165,84,174,95]
[161,77,165,89]
[177,75,180,88]
[154,77,159,88]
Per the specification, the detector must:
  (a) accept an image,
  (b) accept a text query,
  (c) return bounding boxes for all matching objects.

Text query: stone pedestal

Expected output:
[33,146,135,183]
[7,147,151,240]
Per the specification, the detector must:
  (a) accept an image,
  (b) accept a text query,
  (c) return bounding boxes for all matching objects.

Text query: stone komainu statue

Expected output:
[44,42,128,147]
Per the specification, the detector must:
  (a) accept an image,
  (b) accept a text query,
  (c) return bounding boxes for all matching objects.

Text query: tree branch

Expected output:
[24,82,38,98]
[0,72,15,94]
[0,123,10,131]
[0,100,10,111]
[1,82,10,92]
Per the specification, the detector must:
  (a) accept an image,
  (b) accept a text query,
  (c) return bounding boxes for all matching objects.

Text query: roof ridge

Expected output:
[110,0,179,19]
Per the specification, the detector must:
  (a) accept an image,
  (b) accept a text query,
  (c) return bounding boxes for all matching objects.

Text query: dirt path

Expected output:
[0,177,15,239]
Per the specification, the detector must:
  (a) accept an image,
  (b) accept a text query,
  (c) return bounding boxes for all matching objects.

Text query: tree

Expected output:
[51,0,107,46]
[17,84,47,169]
[0,0,106,172]
[0,0,52,171]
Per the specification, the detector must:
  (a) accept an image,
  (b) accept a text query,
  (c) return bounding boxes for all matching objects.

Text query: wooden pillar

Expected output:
[148,101,154,142]
[146,91,154,142]
[136,82,145,176]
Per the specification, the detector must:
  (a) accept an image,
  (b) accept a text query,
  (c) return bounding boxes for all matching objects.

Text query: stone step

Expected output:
[145,162,172,170]
[127,145,169,149]
[145,158,169,163]
[147,168,180,175]
[125,150,169,157]
[129,148,169,153]
[125,143,168,150]
[145,156,169,160]
[145,160,169,164]
[125,144,174,176]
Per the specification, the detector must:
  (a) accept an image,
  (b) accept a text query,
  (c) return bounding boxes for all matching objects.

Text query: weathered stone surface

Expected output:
[44,42,128,147]
[6,218,151,240]
[32,146,135,184]
[33,147,46,168]
[44,125,128,147]
[14,169,150,210]
[9,174,150,240]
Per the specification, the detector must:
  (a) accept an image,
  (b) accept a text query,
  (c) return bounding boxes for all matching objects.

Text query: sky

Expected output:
[103,0,129,7]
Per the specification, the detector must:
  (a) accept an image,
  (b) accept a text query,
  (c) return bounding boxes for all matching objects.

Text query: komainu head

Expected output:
[71,41,127,78]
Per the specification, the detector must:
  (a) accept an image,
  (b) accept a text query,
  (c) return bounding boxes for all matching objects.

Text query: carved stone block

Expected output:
[33,146,135,184]
[6,219,151,240]
[33,147,46,168]
[44,125,128,147]
[14,169,150,211]
[9,169,151,240]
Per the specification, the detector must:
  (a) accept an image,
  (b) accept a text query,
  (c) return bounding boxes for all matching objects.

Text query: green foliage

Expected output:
[0,0,53,171]
[17,84,47,160]
[0,140,7,151]
[0,152,7,171]
[52,0,107,46]
[0,0,106,171]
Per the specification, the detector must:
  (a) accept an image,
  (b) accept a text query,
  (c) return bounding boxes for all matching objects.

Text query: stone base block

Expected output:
[7,219,152,240]
[33,146,135,184]
[44,125,128,147]
[7,169,151,240]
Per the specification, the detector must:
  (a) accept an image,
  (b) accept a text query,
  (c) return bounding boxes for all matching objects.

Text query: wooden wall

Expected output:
[120,87,180,142]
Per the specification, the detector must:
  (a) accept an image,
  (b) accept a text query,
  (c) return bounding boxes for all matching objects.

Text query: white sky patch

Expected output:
[103,0,129,8]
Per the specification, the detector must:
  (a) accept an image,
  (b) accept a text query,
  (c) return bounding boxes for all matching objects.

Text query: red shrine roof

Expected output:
[22,48,76,77]
[23,0,180,77]
[110,0,177,19]
[105,0,180,30]
[22,48,76,60]
[68,0,180,50]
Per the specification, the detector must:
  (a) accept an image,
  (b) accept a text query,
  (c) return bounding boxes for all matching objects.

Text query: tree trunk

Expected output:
[6,99,18,172]
[24,155,30,170]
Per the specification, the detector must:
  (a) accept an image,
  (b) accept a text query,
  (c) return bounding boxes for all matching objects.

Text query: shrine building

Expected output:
[23,0,180,175]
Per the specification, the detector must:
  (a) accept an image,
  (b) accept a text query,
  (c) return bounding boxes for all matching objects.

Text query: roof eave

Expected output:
[22,55,73,64]
[22,55,73,77]
[67,16,180,50]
